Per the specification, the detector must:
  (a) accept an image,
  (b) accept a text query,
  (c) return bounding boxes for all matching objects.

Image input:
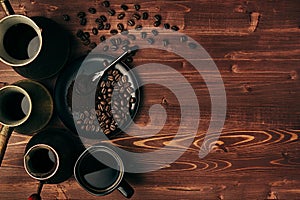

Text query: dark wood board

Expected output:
[0,0,299,199]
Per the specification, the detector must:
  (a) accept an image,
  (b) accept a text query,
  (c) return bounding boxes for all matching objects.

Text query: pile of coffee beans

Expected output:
[74,66,137,136]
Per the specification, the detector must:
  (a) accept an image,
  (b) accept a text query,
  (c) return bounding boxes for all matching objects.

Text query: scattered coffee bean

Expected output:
[122,39,130,46]
[100,35,106,42]
[171,25,179,31]
[90,42,97,49]
[77,11,86,18]
[98,23,105,30]
[104,23,111,30]
[84,32,90,38]
[102,0,110,7]
[135,24,143,30]
[127,34,136,41]
[163,39,169,46]
[116,38,122,45]
[121,29,129,35]
[151,29,159,36]
[107,8,116,16]
[83,39,91,46]
[76,29,84,37]
[134,4,141,11]
[110,45,118,51]
[117,23,125,31]
[188,42,197,49]
[141,32,147,39]
[164,23,170,29]
[154,14,162,21]
[95,18,102,23]
[180,35,188,43]
[153,20,161,27]
[100,15,107,22]
[118,12,125,20]
[142,12,149,20]
[110,29,118,35]
[147,38,155,44]
[133,13,141,20]
[92,27,98,35]
[80,18,87,25]
[88,7,96,14]
[110,38,117,45]
[127,19,135,26]
[121,4,128,11]
[103,45,109,51]
[63,14,70,21]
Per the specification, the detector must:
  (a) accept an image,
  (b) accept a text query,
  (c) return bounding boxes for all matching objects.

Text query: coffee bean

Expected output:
[77,11,86,18]
[110,38,116,45]
[135,24,143,31]
[188,42,197,49]
[110,29,118,35]
[118,12,125,20]
[110,124,116,131]
[100,35,106,42]
[100,15,107,22]
[103,45,109,51]
[116,38,122,45]
[106,81,111,88]
[163,39,169,47]
[90,42,97,49]
[134,4,141,11]
[95,18,102,24]
[107,8,116,16]
[88,7,96,14]
[127,19,135,26]
[92,27,98,35]
[121,4,128,11]
[147,38,155,44]
[153,20,161,27]
[63,14,70,21]
[171,25,179,31]
[104,23,111,30]
[108,75,114,81]
[115,74,121,81]
[76,120,83,125]
[142,12,149,20]
[154,14,162,21]
[128,34,136,41]
[84,32,90,38]
[103,60,109,67]
[126,87,134,93]
[164,23,170,29]
[133,13,141,20]
[122,39,130,46]
[180,35,188,43]
[117,23,125,31]
[98,23,104,30]
[151,29,159,36]
[141,31,147,39]
[76,29,84,37]
[122,75,128,83]
[80,18,87,25]
[121,29,129,35]
[83,39,90,46]
[102,0,110,7]
[104,129,111,135]
[121,45,129,51]
[110,45,118,51]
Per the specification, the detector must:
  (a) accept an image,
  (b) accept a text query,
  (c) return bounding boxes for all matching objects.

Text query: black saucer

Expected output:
[13,16,70,80]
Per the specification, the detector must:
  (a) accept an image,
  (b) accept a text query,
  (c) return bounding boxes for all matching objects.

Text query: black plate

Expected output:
[13,16,70,80]
[54,54,140,138]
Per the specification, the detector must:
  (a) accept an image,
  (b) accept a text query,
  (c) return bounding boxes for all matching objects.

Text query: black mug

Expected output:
[24,128,84,184]
[74,145,134,198]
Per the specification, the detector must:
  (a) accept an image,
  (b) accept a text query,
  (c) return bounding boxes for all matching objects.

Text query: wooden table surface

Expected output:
[0,0,300,199]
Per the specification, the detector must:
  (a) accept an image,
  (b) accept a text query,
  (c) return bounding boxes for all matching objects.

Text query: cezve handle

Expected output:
[0,0,15,16]
[0,125,14,166]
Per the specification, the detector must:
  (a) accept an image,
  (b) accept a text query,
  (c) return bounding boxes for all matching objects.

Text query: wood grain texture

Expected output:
[0,0,299,199]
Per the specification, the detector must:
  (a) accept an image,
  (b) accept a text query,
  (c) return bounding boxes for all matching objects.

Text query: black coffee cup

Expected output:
[74,145,134,198]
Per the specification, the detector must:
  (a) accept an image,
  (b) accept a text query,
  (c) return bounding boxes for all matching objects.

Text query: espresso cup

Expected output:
[24,129,84,184]
[0,0,42,67]
[0,79,53,167]
[74,145,134,198]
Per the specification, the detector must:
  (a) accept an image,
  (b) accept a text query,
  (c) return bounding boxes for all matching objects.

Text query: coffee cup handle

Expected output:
[0,125,13,166]
[117,179,134,198]
[0,0,15,16]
